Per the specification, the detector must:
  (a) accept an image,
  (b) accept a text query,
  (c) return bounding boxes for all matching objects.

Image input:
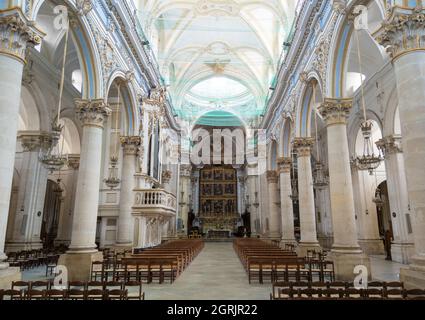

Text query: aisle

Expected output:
[144,242,271,300]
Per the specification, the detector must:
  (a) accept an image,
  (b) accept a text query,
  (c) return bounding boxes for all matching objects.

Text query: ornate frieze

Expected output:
[292,137,315,157]
[0,8,44,63]
[76,0,94,16]
[375,6,425,60]
[318,98,353,126]
[75,99,111,128]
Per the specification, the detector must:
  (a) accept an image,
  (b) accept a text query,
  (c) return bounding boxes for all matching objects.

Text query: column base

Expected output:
[114,242,133,250]
[391,242,415,264]
[329,248,371,281]
[54,239,71,246]
[0,267,21,290]
[358,239,385,255]
[400,255,425,289]
[297,242,321,257]
[6,240,43,252]
[318,236,333,250]
[58,251,104,282]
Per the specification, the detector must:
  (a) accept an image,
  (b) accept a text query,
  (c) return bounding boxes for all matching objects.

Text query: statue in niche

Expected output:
[214,184,223,196]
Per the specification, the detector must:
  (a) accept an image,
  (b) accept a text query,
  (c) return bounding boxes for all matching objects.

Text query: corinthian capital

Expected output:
[75,99,111,128]
[0,8,44,63]
[277,157,292,173]
[319,98,353,126]
[293,137,315,157]
[121,136,142,155]
[374,6,425,60]
[376,135,403,156]
[266,170,279,183]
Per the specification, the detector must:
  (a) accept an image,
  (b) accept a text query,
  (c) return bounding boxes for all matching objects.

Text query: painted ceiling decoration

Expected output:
[133,0,298,127]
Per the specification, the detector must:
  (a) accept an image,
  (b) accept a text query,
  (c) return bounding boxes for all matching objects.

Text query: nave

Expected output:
[7,242,405,301]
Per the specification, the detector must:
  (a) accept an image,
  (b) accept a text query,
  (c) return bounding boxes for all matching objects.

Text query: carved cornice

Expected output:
[375,6,425,60]
[0,8,44,63]
[293,137,315,157]
[75,99,111,128]
[318,98,353,126]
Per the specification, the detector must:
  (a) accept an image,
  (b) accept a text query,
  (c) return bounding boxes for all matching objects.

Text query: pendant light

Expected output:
[104,83,122,189]
[40,17,69,173]
[353,28,383,175]
[312,82,328,189]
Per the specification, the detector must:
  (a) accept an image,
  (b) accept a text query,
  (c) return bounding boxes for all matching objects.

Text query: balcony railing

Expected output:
[133,189,177,216]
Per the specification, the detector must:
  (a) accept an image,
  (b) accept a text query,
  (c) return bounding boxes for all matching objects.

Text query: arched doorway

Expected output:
[41,180,63,249]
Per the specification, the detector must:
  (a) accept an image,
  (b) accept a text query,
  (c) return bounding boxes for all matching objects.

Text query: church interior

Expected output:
[1,0,425,301]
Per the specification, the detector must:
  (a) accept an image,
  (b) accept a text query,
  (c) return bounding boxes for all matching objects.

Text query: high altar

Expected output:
[199,165,239,237]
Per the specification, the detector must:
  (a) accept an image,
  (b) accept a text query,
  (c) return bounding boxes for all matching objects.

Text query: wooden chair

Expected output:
[328,281,347,290]
[90,261,105,281]
[31,281,50,291]
[67,281,86,291]
[384,281,404,290]
[2,289,22,300]
[364,288,384,299]
[322,261,335,282]
[274,289,293,300]
[104,281,123,291]
[11,281,30,294]
[108,289,128,300]
[125,281,144,300]
[46,289,66,300]
[385,289,404,300]
[322,288,343,299]
[367,281,384,289]
[67,289,86,300]
[27,289,46,300]
[404,289,425,300]
[87,281,104,290]
[86,289,105,300]
[344,288,363,300]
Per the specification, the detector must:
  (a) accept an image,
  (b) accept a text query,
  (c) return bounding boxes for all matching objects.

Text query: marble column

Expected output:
[55,155,80,245]
[375,5,425,288]
[377,135,414,264]
[266,170,281,239]
[319,98,370,280]
[293,138,320,256]
[0,9,43,288]
[277,157,296,246]
[247,163,259,236]
[6,132,51,251]
[59,99,111,281]
[115,136,140,247]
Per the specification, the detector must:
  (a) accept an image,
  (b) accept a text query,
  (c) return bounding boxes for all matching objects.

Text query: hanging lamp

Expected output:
[104,83,122,189]
[353,28,383,175]
[40,16,69,173]
[312,82,329,189]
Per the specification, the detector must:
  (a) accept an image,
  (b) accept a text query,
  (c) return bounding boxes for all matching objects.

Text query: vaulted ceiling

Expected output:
[134,0,298,126]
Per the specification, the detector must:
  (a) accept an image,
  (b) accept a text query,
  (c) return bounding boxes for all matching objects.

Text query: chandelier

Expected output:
[353,26,383,175]
[290,153,299,203]
[40,18,70,174]
[104,83,122,189]
[104,155,121,189]
[355,121,383,175]
[311,82,329,189]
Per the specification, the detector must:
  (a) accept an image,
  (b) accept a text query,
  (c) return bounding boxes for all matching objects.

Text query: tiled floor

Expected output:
[21,243,409,300]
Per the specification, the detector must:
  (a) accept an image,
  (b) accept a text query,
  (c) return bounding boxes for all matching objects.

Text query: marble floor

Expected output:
[21,243,408,300]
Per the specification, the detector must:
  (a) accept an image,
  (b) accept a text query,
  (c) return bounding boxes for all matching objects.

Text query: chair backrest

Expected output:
[87,281,104,289]
[31,281,50,290]
[86,289,105,299]
[105,281,123,290]
[27,289,46,299]
[46,289,65,300]
[68,281,87,290]
[365,288,383,299]
[328,281,347,289]
[12,281,30,291]
[385,289,404,299]
[67,289,86,299]
[405,289,425,299]
[108,289,127,300]
[384,281,404,290]
[323,288,343,299]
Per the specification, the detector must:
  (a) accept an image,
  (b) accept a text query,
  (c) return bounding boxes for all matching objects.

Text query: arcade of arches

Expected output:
[1,0,425,296]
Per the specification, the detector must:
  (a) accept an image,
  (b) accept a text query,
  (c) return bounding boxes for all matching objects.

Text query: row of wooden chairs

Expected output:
[91,240,204,284]
[0,288,130,301]
[270,281,422,300]
[234,239,335,284]
[6,249,63,271]
[6,280,144,300]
